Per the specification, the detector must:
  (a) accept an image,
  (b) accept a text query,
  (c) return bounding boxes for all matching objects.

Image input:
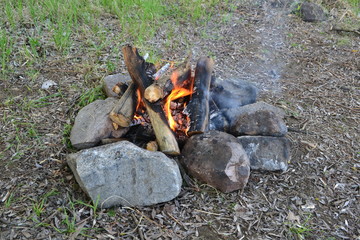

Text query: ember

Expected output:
[164,71,193,133]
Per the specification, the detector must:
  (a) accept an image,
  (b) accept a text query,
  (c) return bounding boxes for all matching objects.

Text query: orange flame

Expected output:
[164,71,193,132]
[135,88,142,112]
[132,88,146,124]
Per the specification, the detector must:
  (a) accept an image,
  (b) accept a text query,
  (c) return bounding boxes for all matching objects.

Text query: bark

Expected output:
[186,56,214,136]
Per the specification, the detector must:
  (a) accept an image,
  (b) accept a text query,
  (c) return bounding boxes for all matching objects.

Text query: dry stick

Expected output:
[131,214,145,240]
[330,25,360,36]
[109,82,137,127]
[153,62,170,80]
[122,45,180,155]
[186,57,214,136]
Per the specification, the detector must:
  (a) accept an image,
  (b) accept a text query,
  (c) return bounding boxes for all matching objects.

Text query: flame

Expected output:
[164,71,193,132]
[135,88,143,112]
[132,88,146,125]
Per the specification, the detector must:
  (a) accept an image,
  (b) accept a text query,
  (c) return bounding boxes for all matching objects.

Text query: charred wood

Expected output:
[186,56,214,136]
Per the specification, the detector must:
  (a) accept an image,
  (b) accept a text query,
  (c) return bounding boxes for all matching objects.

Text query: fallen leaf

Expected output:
[287,211,300,223]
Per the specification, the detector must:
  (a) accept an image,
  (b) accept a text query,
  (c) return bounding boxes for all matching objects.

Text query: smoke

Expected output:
[216,1,291,96]
[252,1,289,94]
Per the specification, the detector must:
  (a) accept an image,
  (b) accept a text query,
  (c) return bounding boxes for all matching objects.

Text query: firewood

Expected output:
[112,122,119,130]
[153,63,170,80]
[146,141,158,151]
[186,56,214,136]
[144,83,164,103]
[122,45,180,155]
[112,82,128,96]
[158,59,191,95]
[109,82,137,127]
[112,84,121,95]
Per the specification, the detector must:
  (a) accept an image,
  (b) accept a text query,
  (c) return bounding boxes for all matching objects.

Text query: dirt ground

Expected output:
[1,1,359,239]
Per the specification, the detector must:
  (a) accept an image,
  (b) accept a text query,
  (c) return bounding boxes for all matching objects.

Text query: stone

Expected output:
[67,141,182,208]
[41,80,57,89]
[210,80,258,110]
[209,110,229,132]
[70,98,128,149]
[103,73,130,98]
[225,102,287,137]
[293,2,327,22]
[238,136,291,171]
[181,131,250,193]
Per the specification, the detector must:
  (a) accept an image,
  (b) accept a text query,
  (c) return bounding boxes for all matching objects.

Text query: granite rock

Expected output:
[67,141,182,208]
[70,98,128,149]
[238,136,291,171]
[103,73,129,98]
[225,102,287,137]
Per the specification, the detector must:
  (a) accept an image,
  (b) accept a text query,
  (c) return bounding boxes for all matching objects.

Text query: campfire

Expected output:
[109,45,214,155]
[68,45,290,207]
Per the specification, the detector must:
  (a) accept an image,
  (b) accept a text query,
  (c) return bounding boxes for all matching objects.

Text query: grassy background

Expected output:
[0,0,358,76]
[0,0,227,75]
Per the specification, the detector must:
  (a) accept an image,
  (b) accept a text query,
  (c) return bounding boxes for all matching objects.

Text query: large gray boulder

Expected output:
[181,131,250,193]
[238,136,291,171]
[225,102,287,137]
[103,73,129,98]
[70,98,128,149]
[67,141,182,208]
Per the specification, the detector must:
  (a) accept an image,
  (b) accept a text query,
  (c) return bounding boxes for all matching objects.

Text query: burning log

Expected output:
[109,82,137,127]
[158,59,191,95]
[186,57,214,136]
[144,83,164,103]
[122,45,180,155]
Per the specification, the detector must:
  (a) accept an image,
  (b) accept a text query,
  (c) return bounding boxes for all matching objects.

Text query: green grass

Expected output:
[0,0,224,65]
[74,196,100,218]
[24,92,63,110]
[337,37,351,46]
[287,214,314,239]
[77,85,106,108]
[0,29,13,74]
[345,0,360,15]
[62,124,73,149]
[51,196,100,235]
[32,189,59,218]
[4,193,15,208]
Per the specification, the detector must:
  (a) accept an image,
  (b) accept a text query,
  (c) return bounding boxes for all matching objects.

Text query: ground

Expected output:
[0,1,359,239]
